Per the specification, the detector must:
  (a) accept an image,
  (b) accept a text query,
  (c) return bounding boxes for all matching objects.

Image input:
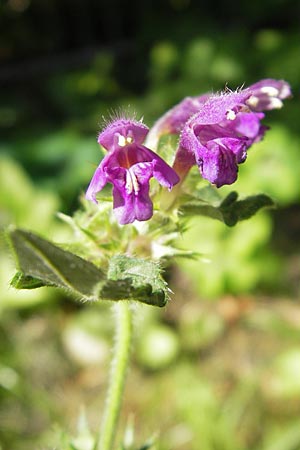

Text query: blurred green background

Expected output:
[1,0,300,449]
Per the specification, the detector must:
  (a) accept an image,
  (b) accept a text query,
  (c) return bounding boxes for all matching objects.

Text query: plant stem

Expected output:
[97,301,133,450]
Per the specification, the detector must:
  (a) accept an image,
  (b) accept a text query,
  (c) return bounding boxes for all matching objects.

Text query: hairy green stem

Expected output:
[97,301,133,450]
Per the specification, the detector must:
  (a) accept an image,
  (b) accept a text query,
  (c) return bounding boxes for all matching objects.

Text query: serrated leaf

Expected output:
[102,255,168,307]
[9,229,105,299]
[180,192,274,226]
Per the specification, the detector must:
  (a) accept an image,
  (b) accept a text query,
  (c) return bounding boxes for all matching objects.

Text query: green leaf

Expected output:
[8,229,169,307]
[220,192,274,226]
[180,200,224,221]
[180,192,274,226]
[157,133,179,164]
[102,255,168,307]
[9,229,105,299]
[10,272,46,289]
[137,443,155,450]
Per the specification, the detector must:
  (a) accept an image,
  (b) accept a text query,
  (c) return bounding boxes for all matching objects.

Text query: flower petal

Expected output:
[246,79,292,111]
[128,145,180,189]
[112,163,154,224]
[187,91,251,126]
[230,111,265,139]
[152,157,180,189]
[146,94,210,149]
[85,165,107,203]
[196,141,239,187]
[98,119,149,151]
[112,185,136,224]
[126,163,154,222]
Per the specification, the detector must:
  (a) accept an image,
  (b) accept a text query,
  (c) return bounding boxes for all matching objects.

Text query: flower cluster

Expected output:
[155,79,291,186]
[86,79,291,224]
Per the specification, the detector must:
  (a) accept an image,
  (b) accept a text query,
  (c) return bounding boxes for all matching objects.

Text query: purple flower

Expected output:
[246,79,292,111]
[147,79,291,150]
[146,94,210,149]
[86,118,180,224]
[176,79,291,187]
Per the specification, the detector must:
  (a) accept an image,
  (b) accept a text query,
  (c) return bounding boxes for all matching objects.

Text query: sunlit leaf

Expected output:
[103,255,168,307]
[9,229,105,299]
[10,272,46,289]
[9,230,169,307]
[180,191,274,226]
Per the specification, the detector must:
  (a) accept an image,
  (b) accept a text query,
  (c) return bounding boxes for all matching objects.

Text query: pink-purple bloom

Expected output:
[172,79,291,187]
[179,91,266,187]
[147,79,291,151]
[245,78,292,111]
[86,79,291,222]
[86,118,180,224]
[146,94,210,149]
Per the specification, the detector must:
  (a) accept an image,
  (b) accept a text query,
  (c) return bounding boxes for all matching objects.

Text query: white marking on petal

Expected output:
[125,168,139,195]
[226,109,236,120]
[268,97,283,109]
[117,133,134,147]
[280,84,291,98]
[246,96,259,108]
[118,135,127,146]
[260,86,279,97]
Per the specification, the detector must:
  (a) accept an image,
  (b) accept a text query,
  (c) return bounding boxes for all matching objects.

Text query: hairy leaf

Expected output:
[103,255,168,307]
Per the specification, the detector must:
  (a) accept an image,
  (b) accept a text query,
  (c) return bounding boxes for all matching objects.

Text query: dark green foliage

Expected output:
[9,229,105,299]
[220,193,275,226]
[180,191,274,226]
[105,255,167,307]
[8,229,168,307]
[10,272,46,289]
